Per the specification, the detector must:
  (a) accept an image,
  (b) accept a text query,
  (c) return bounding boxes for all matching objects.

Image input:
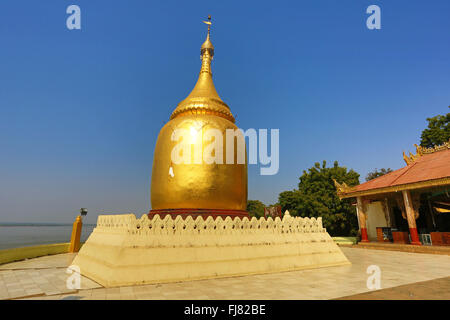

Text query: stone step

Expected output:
[353,242,450,255]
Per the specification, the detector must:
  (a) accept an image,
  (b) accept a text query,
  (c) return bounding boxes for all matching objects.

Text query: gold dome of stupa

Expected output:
[149,16,248,219]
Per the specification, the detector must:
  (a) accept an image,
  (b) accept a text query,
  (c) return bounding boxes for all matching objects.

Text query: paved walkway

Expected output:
[0,253,100,299]
[1,247,449,300]
[337,276,450,300]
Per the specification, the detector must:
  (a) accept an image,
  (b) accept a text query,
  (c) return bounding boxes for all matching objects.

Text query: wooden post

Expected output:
[427,199,437,230]
[402,190,421,245]
[356,196,369,242]
[69,216,83,253]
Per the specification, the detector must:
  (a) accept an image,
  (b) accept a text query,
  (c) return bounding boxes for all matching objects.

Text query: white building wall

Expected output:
[366,201,388,241]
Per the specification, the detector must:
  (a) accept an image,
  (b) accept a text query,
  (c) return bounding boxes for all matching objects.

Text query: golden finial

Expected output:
[203,15,212,36]
[201,15,214,58]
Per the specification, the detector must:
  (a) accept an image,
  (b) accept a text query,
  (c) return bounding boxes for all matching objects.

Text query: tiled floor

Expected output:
[1,247,450,300]
[0,253,76,270]
[0,253,101,300]
[337,276,450,300]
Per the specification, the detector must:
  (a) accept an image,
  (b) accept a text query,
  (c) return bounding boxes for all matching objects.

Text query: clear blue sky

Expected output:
[0,0,449,223]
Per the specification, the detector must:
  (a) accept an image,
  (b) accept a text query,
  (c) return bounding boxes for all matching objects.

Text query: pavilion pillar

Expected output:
[356,196,369,242]
[402,190,421,245]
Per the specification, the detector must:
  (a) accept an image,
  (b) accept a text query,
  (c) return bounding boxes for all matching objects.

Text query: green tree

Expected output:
[278,190,302,215]
[365,168,393,181]
[420,107,450,148]
[246,200,265,218]
[278,161,360,236]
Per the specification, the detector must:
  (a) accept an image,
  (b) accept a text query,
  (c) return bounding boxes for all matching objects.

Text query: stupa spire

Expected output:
[200,15,214,64]
[170,16,235,123]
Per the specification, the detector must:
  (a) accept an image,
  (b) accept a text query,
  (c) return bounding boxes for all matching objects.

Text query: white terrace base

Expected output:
[73,214,351,287]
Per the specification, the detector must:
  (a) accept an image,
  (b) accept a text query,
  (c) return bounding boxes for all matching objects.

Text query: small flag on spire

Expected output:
[203,15,212,25]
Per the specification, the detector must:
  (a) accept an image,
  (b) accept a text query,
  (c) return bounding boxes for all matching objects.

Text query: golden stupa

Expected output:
[74,20,350,285]
[150,16,248,219]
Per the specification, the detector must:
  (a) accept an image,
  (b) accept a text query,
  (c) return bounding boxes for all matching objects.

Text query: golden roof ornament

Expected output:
[333,179,355,197]
[403,139,450,165]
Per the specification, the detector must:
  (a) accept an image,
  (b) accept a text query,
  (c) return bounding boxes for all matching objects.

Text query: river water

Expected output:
[0,224,96,250]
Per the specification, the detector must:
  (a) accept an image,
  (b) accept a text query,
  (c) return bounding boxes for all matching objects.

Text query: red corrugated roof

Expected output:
[347,148,450,195]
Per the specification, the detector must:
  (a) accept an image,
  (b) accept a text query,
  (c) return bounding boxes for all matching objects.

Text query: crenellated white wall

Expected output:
[73,213,350,287]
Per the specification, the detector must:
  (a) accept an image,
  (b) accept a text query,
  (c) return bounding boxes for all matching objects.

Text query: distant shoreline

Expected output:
[0,223,97,227]
[0,224,96,250]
